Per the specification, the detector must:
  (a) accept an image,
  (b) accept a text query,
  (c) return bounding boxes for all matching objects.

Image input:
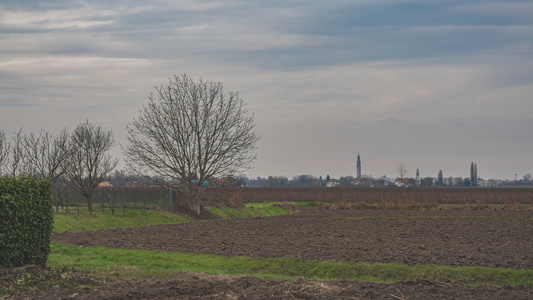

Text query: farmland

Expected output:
[3,187,533,299]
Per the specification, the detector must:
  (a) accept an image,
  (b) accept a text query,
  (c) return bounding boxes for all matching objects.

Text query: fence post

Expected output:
[169,188,173,211]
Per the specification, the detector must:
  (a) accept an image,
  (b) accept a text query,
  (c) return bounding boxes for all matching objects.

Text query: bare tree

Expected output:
[20,128,71,211]
[5,128,26,177]
[0,130,10,176]
[63,120,118,212]
[124,74,259,215]
[397,162,408,179]
[524,173,532,182]
[21,128,70,185]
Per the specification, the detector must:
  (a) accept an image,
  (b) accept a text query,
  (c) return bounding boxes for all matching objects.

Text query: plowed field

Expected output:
[53,210,533,269]
[17,210,533,299]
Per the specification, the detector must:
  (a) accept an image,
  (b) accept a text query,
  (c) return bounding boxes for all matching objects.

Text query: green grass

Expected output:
[49,243,533,288]
[53,203,293,232]
[53,209,193,233]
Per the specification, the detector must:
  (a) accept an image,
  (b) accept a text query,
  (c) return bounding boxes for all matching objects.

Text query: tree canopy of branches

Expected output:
[124,74,259,214]
[21,128,70,185]
[397,162,408,179]
[5,128,25,177]
[63,120,118,211]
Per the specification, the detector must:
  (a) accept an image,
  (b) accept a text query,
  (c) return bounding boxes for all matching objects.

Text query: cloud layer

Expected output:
[1,0,532,179]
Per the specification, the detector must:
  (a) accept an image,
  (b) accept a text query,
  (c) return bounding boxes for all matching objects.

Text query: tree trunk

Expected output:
[173,192,201,215]
[188,198,201,215]
[86,194,93,212]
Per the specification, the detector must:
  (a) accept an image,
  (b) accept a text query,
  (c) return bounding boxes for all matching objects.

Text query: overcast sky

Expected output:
[1,0,532,180]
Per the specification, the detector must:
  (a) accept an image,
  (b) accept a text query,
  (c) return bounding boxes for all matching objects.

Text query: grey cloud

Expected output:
[0,98,35,107]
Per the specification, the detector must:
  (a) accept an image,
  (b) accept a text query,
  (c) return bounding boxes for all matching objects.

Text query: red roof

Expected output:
[350,178,369,184]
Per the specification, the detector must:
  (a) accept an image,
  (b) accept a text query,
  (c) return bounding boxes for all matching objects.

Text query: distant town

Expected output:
[243,154,533,188]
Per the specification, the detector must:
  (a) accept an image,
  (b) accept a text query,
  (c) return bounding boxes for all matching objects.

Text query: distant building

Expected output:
[97,181,113,188]
[395,178,416,187]
[326,180,340,187]
[350,177,372,187]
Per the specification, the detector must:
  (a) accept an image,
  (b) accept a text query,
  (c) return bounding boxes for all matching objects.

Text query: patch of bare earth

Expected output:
[5,272,533,300]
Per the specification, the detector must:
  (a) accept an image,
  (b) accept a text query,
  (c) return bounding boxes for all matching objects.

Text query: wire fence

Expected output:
[52,186,172,213]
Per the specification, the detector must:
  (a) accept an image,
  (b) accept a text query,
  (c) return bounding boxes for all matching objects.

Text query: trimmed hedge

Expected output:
[0,176,54,268]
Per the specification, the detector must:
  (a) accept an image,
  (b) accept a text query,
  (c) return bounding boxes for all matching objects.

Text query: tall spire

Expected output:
[356,152,361,179]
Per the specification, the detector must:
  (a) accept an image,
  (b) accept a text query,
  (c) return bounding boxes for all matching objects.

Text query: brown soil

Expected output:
[5,273,533,300]
[8,210,533,299]
[53,210,533,269]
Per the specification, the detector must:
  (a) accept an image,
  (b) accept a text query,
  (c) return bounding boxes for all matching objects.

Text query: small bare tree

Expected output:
[22,128,70,185]
[397,162,408,179]
[21,128,71,211]
[5,128,26,177]
[124,74,259,215]
[63,120,118,212]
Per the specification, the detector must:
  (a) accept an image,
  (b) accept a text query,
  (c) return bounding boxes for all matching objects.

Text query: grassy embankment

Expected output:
[53,202,291,232]
[48,202,533,288]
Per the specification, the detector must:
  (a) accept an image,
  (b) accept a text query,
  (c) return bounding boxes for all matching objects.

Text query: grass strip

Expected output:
[54,204,293,232]
[53,209,192,233]
[49,243,533,288]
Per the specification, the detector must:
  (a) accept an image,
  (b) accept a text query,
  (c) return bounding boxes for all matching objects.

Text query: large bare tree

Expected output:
[124,74,259,214]
[63,120,118,211]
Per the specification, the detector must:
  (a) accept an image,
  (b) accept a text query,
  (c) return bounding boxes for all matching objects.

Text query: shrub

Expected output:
[0,176,54,268]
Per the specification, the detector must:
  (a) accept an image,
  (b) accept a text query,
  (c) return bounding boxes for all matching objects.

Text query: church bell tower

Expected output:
[356,153,361,179]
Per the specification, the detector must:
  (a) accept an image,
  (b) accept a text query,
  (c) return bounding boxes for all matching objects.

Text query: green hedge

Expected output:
[0,176,54,268]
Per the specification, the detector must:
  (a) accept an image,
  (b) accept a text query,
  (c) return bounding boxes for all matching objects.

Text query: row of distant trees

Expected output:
[1,74,260,214]
[250,161,531,188]
[0,121,118,211]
